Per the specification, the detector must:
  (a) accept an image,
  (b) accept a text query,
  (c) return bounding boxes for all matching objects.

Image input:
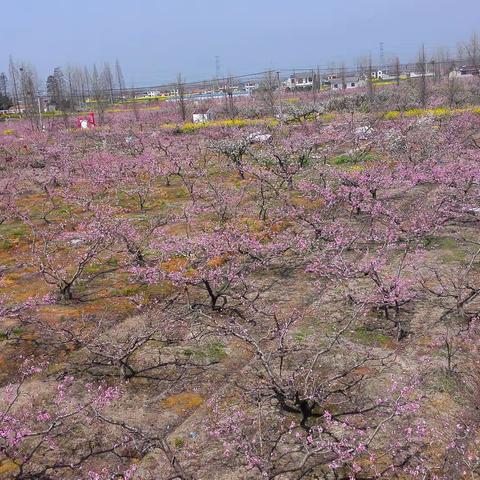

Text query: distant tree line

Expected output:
[1,32,479,120]
[0,57,127,124]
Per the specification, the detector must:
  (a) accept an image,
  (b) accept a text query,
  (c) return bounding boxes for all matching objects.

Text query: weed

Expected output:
[173,437,185,448]
[183,340,227,362]
[352,327,392,346]
[293,327,314,342]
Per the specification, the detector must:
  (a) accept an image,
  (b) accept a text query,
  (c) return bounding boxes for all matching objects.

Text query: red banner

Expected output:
[76,112,96,129]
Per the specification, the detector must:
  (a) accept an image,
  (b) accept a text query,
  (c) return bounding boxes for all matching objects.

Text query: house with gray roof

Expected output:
[330,76,366,91]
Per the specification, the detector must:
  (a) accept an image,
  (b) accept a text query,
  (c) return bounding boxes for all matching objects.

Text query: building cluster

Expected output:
[2,64,479,118]
[0,97,50,115]
[282,66,448,92]
[449,65,480,77]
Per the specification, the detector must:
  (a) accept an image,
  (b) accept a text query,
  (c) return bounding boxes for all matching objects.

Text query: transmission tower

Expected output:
[379,42,385,70]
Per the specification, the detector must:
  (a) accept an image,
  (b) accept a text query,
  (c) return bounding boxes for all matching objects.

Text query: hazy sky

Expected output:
[1,0,478,86]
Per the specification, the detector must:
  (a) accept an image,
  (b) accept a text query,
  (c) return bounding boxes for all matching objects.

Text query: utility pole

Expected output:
[368,53,374,102]
[37,95,43,131]
[310,69,316,104]
[215,56,220,92]
[19,67,27,115]
[276,71,283,117]
[395,57,401,86]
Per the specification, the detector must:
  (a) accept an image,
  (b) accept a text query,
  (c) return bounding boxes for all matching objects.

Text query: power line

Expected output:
[215,56,220,80]
[27,56,465,101]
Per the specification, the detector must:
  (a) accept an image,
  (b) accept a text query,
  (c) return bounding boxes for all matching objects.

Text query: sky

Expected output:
[1,0,479,87]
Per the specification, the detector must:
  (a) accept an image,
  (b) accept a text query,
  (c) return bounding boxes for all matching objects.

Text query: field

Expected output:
[1,83,480,479]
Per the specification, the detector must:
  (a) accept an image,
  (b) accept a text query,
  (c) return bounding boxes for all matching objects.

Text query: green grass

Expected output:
[173,188,189,199]
[113,96,167,105]
[430,370,458,395]
[0,222,28,250]
[423,236,465,262]
[0,222,28,240]
[52,205,73,218]
[183,340,227,362]
[330,153,377,165]
[111,285,144,297]
[84,257,118,275]
[173,437,185,448]
[292,327,314,343]
[352,326,392,346]
[0,239,13,251]
[423,235,457,249]
[0,328,24,340]
[331,155,352,165]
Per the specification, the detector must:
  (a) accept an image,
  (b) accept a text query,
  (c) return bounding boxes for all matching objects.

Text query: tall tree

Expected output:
[0,72,7,97]
[417,44,428,108]
[462,32,480,67]
[176,73,187,121]
[115,59,126,100]
[0,94,12,110]
[0,72,12,110]
[8,55,20,111]
[91,64,107,124]
[257,70,277,115]
[73,66,87,103]
[102,62,115,103]
[433,46,452,77]
[46,67,67,110]
[223,75,236,119]
[83,66,92,97]
[340,63,347,90]
[19,63,41,129]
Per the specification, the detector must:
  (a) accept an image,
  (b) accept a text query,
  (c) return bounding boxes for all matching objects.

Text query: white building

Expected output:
[331,77,366,90]
[192,108,214,123]
[371,69,398,81]
[284,74,314,90]
[7,105,26,114]
[243,82,258,93]
[408,71,435,78]
[449,66,480,78]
